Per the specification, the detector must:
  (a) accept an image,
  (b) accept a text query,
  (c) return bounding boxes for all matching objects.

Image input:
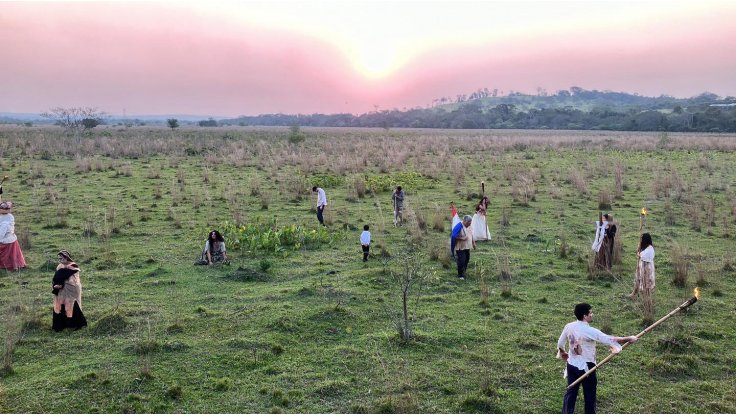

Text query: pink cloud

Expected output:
[1,2,735,116]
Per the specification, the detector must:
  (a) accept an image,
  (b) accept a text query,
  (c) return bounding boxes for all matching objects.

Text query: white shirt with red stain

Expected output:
[557,320,621,371]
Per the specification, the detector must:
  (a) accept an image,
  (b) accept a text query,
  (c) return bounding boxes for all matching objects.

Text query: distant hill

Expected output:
[3,88,736,131]
[222,87,736,132]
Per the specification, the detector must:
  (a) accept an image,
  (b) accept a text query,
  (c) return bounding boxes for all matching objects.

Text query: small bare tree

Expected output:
[41,107,106,135]
[389,252,429,341]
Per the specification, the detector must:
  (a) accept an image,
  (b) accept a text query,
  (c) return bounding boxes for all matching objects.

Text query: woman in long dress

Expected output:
[52,250,87,331]
[471,196,491,241]
[0,201,26,271]
[630,233,655,298]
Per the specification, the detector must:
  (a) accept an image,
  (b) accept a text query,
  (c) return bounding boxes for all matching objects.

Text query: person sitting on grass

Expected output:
[196,230,228,265]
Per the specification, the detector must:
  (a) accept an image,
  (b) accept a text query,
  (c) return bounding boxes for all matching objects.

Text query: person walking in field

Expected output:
[360,225,371,262]
[312,186,327,226]
[391,186,405,226]
[557,303,638,414]
[454,215,475,280]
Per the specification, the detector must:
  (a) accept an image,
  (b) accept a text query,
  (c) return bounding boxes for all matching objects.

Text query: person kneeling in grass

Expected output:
[196,230,228,265]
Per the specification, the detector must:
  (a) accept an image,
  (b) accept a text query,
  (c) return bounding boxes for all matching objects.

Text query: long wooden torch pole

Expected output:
[566,294,698,390]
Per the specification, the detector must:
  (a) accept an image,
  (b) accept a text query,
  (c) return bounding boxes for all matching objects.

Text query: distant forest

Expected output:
[224,87,736,132]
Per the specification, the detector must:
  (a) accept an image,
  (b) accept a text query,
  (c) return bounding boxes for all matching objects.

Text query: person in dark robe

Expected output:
[52,250,87,331]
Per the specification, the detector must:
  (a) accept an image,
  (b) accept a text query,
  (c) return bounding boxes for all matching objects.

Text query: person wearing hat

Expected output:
[52,250,87,331]
[0,201,26,271]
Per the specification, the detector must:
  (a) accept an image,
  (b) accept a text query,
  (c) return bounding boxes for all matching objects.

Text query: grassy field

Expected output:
[1,126,735,414]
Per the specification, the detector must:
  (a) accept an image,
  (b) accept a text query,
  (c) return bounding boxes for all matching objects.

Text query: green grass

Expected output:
[1,126,735,413]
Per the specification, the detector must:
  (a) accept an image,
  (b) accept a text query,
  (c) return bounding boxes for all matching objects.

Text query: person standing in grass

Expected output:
[313,186,327,226]
[630,233,655,298]
[52,250,87,331]
[391,186,405,226]
[472,196,491,241]
[592,213,616,270]
[0,201,26,271]
[360,225,371,262]
[557,303,638,414]
[454,215,475,280]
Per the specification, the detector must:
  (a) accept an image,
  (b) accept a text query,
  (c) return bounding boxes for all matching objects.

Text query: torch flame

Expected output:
[694,287,700,300]
[640,207,648,216]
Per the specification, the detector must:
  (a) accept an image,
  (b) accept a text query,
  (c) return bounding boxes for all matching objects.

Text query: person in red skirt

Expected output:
[0,201,26,271]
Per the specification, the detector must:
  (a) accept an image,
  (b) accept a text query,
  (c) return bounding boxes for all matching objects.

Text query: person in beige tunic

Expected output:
[630,233,655,298]
[52,250,87,331]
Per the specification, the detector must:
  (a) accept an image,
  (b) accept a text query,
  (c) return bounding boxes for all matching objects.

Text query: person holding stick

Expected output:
[391,186,404,226]
[557,303,638,414]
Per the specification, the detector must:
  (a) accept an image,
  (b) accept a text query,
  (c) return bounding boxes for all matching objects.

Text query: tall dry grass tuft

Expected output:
[568,170,588,196]
[353,177,367,198]
[558,234,568,259]
[16,227,32,250]
[613,161,624,199]
[640,289,655,326]
[511,175,535,206]
[704,197,716,235]
[259,192,270,210]
[431,207,445,232]
[598,190,612,211]
[684,203,701,232]
[663,201,676,226]
[499,208,510,227]
[671,243,690,288]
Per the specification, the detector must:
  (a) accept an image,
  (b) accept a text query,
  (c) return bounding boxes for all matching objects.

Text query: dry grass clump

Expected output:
[568,169,588,196]
[663,201,676,226]
[598,190,612,210]
[653,169,685,200]
[75,156,92,173]
[511,174,536,206]
[613,161,624,198]
[431,208,445,232]
[499,208,511,227]
[683,203,702,232]
[671,243,690,288]
[353,177,367,198]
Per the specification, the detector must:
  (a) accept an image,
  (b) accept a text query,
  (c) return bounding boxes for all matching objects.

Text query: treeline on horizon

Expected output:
[224,87,736,132]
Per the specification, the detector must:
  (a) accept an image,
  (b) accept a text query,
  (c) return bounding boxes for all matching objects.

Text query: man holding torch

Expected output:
[557,303,638,414]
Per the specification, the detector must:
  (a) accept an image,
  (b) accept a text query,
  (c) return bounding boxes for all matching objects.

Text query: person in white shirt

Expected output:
[0,201,26,271]
[557,303,638,414]
[360,225,371,262]
[630,232,655,298]
[312,186,327,226]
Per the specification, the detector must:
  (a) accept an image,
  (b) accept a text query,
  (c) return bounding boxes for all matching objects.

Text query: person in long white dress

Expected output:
[471,196,491,241]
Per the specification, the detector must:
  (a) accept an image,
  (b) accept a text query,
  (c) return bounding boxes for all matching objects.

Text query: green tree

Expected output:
[167,118,179,129]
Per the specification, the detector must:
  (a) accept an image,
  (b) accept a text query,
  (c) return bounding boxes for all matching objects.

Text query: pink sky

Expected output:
[2,1,736,117]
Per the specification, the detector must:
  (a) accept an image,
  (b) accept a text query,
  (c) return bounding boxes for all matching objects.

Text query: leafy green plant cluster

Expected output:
[222,219,333,253]
[364,171,431,192]
[310,173,344,188]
